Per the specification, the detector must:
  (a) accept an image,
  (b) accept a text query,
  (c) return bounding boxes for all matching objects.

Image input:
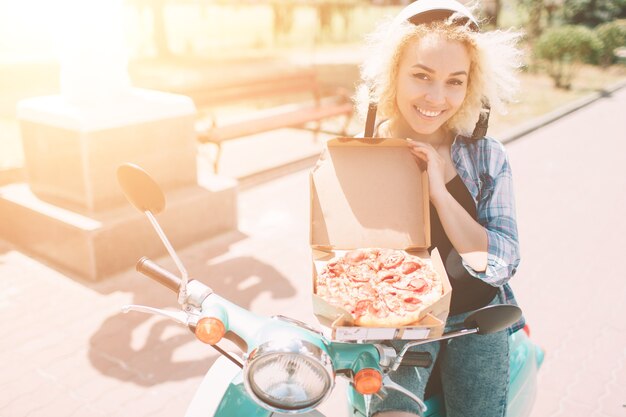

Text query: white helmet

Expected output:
[394,0,479,31]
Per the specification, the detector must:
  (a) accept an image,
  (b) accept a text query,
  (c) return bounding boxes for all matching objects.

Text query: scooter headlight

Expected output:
[243,339,334,413]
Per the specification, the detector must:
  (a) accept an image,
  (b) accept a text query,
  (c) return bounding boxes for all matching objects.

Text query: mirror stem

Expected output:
[145,210,189,306]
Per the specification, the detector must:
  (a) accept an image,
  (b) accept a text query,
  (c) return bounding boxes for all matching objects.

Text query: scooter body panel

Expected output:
[506,330,543,417]
[184,356,271,417]
[346,330,543,417]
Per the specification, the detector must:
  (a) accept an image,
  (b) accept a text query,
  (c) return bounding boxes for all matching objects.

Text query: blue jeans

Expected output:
[370,293,510,417]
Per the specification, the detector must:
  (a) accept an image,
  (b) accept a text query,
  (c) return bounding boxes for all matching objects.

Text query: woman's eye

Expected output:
[412,73,429,80]
[448,79,464,86]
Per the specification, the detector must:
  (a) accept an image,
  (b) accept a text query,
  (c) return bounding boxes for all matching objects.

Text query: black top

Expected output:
[428,175,497,316]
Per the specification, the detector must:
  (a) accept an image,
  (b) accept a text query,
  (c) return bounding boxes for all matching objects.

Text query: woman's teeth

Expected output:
[416,107,443,117]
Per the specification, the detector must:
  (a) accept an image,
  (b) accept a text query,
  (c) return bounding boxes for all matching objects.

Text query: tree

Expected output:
[130,0,172,58]
[562,0,626,27]
[519,0,546,40]
[481,0,501,27]
[272,0,296,44]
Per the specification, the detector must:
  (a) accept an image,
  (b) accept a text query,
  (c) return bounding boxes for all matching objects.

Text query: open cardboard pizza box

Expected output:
[310,137,452,342]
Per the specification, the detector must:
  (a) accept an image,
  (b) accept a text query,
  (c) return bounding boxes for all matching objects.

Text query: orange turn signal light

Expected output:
[354,368,383,395]
[195,317,226,345]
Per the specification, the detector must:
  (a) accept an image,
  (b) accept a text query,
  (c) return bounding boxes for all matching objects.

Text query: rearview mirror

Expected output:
[463,304,522,335]
[116,163,166,214]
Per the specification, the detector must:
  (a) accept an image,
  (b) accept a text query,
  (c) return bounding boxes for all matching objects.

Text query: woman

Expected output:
[354,1,525,416]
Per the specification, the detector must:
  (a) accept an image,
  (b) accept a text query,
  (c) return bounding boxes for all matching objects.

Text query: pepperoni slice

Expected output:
[379,250,405,269]
[370,260,383,271]
[345,250,368,265]
[328,262,345,275]
[353,299,371,318]
[327,260,339,268]
[377,271,400,283]
[403,296,423,311]
[348,272,371,282]
[409,278,427,292]
[391,280,411,290]
[401,261,422,274]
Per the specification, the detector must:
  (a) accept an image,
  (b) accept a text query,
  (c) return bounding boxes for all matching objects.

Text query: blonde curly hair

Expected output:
[355,13,523,138]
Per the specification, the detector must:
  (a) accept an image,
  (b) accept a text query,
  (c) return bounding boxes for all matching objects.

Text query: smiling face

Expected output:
[394,34,471,142]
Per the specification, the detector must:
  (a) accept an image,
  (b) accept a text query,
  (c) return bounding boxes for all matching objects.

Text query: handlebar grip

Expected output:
[136,257,181,292]
[400,351,433,368]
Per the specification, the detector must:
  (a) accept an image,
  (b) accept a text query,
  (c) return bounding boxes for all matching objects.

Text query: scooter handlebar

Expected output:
[136,257,181,292]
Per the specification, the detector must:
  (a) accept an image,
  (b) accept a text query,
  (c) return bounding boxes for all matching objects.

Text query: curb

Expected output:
[0,167,24,186]
[236,78,626,187]
[237,153,321,190]
[501,78,626,144]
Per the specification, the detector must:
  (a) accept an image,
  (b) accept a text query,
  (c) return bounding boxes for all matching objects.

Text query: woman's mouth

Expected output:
[415,106,444,118]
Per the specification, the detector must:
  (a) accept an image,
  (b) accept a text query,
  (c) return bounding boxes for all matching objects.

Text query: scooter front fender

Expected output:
[184,355,328,417]
[184,356,269,417]
[185,356,258,417]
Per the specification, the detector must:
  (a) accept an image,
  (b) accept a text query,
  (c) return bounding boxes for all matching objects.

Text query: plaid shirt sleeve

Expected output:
[461,139,521,287]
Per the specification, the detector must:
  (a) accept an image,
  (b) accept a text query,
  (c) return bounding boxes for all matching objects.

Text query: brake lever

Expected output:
[391,327,479,371]
[123,304,245,369]
[122,304,191,325]
[382,374,427,416]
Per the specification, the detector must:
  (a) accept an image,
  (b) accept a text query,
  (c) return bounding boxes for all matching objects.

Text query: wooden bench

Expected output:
[186,68,354,172]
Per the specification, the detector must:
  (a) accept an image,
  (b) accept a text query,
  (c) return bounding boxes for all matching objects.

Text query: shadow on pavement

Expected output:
[87,230,297,386]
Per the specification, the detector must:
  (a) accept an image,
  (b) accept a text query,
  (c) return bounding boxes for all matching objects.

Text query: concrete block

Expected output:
[18,89,199,212]
[0,178,237,281]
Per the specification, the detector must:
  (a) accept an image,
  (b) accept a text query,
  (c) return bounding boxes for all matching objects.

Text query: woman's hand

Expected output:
[407,140,448,205]
[407,138,489,272]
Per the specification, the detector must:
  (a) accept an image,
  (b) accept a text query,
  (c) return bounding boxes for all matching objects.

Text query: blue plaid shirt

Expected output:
[451,135,525,334]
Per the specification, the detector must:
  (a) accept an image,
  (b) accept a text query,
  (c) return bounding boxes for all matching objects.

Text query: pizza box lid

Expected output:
[310,137,430,251]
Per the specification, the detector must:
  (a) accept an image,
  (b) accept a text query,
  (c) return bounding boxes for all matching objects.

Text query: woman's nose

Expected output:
[424,84,445,104]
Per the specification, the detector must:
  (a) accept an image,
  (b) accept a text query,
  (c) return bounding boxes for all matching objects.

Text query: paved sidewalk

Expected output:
[505,86,626,417]
[2,89,626,417]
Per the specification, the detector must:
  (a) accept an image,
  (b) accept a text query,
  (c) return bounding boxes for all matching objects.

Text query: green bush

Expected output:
[534,25,603,88]
[595,20,626,67]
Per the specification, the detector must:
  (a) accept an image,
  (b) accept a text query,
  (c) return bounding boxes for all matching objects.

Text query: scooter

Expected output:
[117,163,544,417]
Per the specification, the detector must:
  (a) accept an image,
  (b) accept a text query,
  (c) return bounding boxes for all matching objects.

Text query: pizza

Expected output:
[315,248,442,327]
